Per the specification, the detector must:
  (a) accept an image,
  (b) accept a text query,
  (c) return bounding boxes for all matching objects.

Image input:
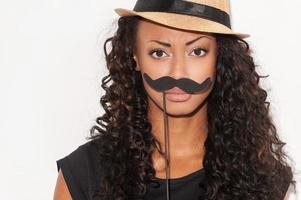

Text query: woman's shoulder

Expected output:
[56,140,101,200]
[56,140,98,172]
[56,139,99,171]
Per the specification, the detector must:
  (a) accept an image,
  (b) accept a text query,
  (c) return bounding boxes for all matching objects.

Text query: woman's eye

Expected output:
[149,49,168,59]
[190,47,208,57]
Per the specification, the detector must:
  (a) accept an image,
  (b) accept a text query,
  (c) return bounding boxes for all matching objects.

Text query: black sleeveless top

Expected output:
[56,140,206,200]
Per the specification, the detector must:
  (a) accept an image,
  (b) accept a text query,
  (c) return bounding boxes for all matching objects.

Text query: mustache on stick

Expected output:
[143,72,212,94]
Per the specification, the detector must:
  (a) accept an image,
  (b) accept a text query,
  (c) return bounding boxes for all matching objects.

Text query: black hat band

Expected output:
[133,0,231,29]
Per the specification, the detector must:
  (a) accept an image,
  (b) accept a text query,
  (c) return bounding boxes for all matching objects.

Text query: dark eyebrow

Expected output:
[148,35,211,47]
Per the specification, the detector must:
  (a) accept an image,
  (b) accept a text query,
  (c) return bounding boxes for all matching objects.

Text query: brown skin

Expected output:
[53,169,72,200]
[133,19,217,179]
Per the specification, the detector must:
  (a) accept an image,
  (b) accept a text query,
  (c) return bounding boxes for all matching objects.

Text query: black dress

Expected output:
[56,140,206,200]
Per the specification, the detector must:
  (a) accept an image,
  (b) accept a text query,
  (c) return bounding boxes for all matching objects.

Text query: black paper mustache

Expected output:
[143,72,212,94]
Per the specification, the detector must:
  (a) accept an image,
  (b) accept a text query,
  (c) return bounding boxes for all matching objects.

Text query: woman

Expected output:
[53,0,296,199]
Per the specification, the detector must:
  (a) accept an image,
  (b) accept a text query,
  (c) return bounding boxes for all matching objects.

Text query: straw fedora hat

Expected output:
[114,0,250,39]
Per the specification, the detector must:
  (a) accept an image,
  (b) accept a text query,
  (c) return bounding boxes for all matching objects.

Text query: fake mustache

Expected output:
[143,72,212,94]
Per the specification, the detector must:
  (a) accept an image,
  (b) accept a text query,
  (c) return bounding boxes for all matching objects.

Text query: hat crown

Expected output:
[185,0,230,14]
[114,0,250,39]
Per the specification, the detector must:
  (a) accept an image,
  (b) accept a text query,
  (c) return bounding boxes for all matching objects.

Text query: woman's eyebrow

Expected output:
[148,35,211,47]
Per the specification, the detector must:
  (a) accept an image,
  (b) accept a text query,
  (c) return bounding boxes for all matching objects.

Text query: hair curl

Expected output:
[88,16,296,200]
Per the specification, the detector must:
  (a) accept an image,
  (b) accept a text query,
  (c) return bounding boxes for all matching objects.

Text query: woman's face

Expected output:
[133,19,218,116]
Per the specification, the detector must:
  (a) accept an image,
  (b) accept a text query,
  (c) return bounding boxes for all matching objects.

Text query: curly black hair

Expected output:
[88,16,296,200]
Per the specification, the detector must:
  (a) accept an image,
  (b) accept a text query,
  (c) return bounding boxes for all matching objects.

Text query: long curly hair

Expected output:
[88,16,296,200]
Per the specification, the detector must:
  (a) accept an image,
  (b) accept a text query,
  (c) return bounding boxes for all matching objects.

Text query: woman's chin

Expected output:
[161,104,198,118]
[161,98,208,117]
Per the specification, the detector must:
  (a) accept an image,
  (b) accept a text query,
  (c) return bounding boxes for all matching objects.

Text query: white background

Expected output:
[0,0,300,199]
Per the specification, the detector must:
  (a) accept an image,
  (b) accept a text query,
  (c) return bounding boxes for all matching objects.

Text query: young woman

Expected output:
[54,0,296,199]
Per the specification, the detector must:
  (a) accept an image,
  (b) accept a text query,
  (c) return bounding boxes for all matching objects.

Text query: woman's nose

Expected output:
[169,53,188,78]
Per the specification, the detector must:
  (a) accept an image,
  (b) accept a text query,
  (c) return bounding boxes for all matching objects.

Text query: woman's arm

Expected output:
[53,169,73,200]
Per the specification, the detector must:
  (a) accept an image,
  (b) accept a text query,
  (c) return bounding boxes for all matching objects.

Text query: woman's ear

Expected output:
[133,55,140,71]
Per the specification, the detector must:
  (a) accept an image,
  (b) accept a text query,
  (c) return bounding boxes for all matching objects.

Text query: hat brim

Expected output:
[114,8,250,39]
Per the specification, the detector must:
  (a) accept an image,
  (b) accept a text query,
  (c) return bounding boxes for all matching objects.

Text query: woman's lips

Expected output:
[165,87,191,102]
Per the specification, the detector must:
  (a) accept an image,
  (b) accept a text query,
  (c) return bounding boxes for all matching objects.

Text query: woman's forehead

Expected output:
[136,18,215,41]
